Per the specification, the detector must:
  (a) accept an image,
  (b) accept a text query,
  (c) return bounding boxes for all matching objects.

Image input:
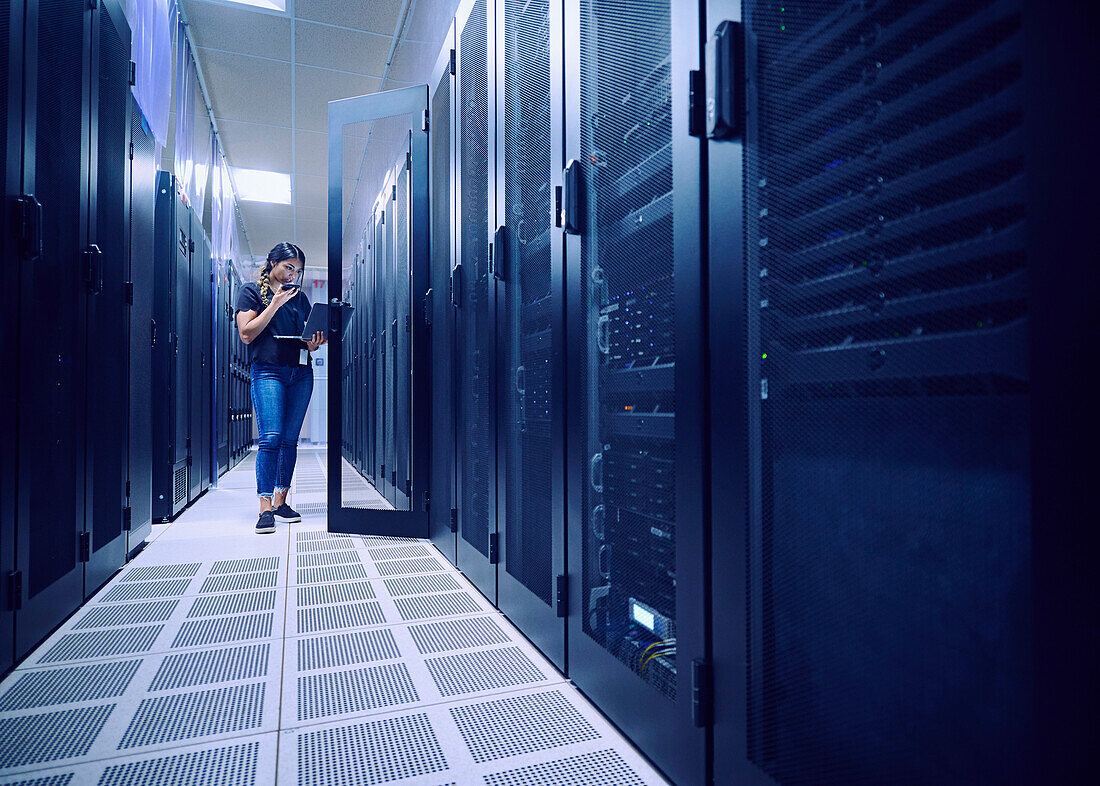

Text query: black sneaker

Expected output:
[255,510,276,534]
[273,503,302,523]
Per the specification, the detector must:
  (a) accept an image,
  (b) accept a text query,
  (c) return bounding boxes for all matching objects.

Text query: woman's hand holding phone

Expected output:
[271,284,299,309]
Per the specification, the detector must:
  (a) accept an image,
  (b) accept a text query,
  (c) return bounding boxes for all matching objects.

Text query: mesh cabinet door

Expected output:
[564,0,707,781]
[728,2,1031,783]
[454,0,495,597]
[395,160,411,509]
[495,0,564,669]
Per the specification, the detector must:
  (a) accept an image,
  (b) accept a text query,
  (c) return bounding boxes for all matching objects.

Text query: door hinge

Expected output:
[125,281,134,305]
[380,210,385,225]
[405,314,410,333]
[705,21,745,140]
[15,195,43,260]
[688,69,705,138]
[488,532,500,564]
[692,659,713,727]
[392,184,397,201]
[449,48,456,75]
[555,574,568,617]
[420,111,428,133]
[122,506,132,532]
[391,470,397,488]
[129,140,134,160]
[6,571,22,611]
[423,491,430,513]
[491,225,507,280]
[128,60,137,86]
[125,480,131,497]
[450,507,458,533]
[84,245,103,293]
[79,532,91,563]
[88,0,98,8]
[405,479,411,497]
[423,289,433,325]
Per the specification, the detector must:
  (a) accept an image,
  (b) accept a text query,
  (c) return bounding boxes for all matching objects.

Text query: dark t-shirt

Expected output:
[235,282,312,366]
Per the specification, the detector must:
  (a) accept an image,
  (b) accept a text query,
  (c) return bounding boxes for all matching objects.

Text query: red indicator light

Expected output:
[624,405,634,411]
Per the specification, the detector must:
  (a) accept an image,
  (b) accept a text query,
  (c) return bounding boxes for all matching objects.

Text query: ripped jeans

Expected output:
[250,362,314,499]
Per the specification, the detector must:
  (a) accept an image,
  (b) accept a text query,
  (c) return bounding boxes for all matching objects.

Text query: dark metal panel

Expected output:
[494,0,567,672]
[563,0,708,781]
[395,152,411,511]
[428,28,457,563]
[198,230,212,493]
[85,0,131,594]
[1,0,26,672]
[128,103,157,548]
[15,0,92,657]
[187,223,205,503]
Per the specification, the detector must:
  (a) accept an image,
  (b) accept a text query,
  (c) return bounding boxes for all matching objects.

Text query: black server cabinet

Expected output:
[152,171,192,520]
[374,207,388,502]
[188,228,210,501]
[494,0,566,669]
[454,0,497,598]
[394,153,412,511]
[382,183,396,507]
[84,0,131,594]
[1,0,25,672]
[563,0,708,781]
[126,100,156,553]
[712,2,1034,783]
[216,264,230,476]
[428,33,457,563]
[14,0,94,657]
[197,230,212,493]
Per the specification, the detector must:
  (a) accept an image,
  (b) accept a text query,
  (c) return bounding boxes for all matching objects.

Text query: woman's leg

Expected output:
[273,366,315,502]
[251,364,287,511]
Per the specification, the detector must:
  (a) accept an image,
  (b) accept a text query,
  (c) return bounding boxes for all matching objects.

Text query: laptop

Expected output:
[273,302,354,340]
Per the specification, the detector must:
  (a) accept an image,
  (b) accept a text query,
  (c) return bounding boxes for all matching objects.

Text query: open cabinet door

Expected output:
[327,85,430,538]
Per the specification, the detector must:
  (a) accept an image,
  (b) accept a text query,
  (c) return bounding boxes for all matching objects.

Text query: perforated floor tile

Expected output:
[3,458,670,786]
[0,661,140,711]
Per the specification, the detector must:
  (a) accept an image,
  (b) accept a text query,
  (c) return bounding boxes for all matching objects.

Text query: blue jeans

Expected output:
[251,362,314,499]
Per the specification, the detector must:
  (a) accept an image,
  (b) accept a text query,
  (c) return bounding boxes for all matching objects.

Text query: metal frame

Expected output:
[562,0,709,781]
[327,84,430,537]
[492,0,568,672]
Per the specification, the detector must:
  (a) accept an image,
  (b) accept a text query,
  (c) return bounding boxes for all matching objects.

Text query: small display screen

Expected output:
[632,601,656,632]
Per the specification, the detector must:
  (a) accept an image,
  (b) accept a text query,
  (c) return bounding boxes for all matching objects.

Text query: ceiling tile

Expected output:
[295,206,328,223]
[294,0,402,36]
[387,39,441,83]
[240,201,295,224]
[295,130,328,176]
[200,49,291,126]
[182,0,291,60]
[293,21,389,76]
[218,119,292,172]
[244,215,296,248]
[294,174,329,209]
[295,66,382,132]
[402,0,460,44]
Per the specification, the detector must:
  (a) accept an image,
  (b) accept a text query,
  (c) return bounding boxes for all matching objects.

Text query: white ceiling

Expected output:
[173,0,459,276]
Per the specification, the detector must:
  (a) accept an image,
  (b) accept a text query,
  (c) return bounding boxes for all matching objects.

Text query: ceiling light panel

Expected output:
[232,167,292,204]
[221,0,286,11]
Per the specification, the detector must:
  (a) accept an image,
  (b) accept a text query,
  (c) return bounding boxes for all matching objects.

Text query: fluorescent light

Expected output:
[232,167,292,205]
[222,0,287,11]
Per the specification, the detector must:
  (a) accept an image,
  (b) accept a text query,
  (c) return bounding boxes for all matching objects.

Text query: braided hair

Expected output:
[257,242,305,306]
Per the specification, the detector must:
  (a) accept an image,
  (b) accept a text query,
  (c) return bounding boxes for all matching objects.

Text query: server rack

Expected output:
[1,0,26,673]
[13,0,94,657]
[227,261,252,468]
[454,0,497,599]
[84,0,132,592]
[711,1,1034,783]
[187,228,207,502]
[152,171,193,520]
[563,0,708,781]
[126,99,157,554]
[394,148,412,511]
[216,262,231,476]
[197,229,213,494]
[493,0,567,669]
[428,29,457,562]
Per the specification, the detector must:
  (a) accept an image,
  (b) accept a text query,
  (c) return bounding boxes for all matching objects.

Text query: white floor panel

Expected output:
[0,454,670,785]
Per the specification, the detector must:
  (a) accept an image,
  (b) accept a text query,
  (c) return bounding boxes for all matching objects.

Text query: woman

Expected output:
[235,242,327,534]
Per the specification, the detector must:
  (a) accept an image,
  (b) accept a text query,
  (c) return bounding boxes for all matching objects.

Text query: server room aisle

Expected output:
[0,454,668,785]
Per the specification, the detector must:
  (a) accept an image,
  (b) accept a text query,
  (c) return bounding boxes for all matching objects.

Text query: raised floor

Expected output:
[0,448,669,785]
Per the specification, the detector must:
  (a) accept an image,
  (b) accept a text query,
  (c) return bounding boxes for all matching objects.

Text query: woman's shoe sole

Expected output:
[273,514,301,523]
[255,526,276,534]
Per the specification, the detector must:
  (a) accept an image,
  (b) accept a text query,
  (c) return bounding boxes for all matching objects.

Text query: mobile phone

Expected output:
[281,283,301,291]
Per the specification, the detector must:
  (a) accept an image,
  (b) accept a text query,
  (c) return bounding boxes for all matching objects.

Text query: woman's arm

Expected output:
[236,287,299,344]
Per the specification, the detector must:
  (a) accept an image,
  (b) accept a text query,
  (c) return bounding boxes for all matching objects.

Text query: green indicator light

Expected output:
[762,353,767,359]
[893,331,900,337]
[978,321,983,327]
[781,24,786,30]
